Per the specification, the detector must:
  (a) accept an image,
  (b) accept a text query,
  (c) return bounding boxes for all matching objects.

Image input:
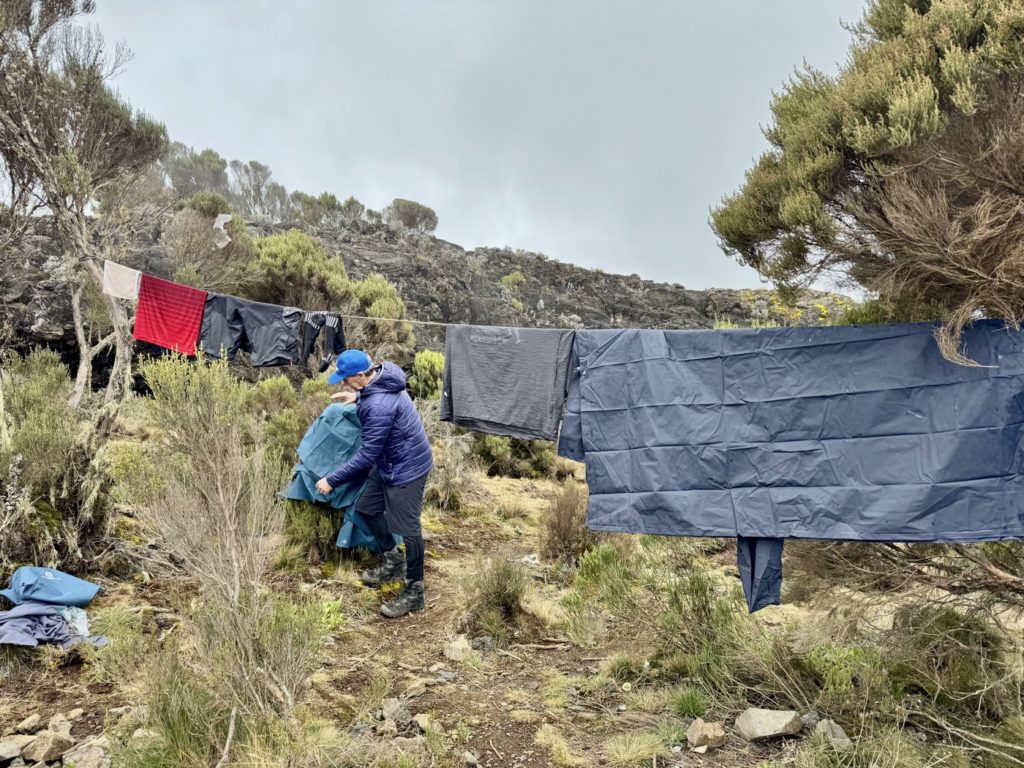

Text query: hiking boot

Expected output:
[361,547,407,587]
[380,580,425,619]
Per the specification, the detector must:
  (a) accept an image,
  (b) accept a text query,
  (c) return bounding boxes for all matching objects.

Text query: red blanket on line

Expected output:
[133,274,208,355]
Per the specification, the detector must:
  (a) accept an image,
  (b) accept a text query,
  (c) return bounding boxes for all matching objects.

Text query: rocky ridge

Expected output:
[1,218,852,357]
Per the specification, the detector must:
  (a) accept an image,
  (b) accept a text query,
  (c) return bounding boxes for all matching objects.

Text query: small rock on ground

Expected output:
[463,750,479,765]
[734,708,803,742]
[47,714,72,738]
[381,698,413,725]
[403,678,431,698]
[444,636,473,662]
[685,719,727,749]
[375,719,398,738]
[130,728,158,745]
[413,713,442,735]
[6,735,35,750]
[471,636,495,652]
[800,711,821,731]
[0,740,22,762]
[14,715,41,735]
[62,736,112,768]
[66,708,85,722]
[815,719,853,752]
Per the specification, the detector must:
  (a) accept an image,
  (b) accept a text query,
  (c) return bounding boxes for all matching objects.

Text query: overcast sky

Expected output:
[92,0,866,290]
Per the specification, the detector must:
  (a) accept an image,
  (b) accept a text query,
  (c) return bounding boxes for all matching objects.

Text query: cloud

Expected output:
[94,0,865,289]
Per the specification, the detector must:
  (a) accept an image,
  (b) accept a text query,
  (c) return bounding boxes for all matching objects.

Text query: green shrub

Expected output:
[179,190,232,217]
[0,349,114,572]
[120,652,234,768]
[406,350,444,400]
[1,349,75,494]
[101,440,165,508]
[464,556,528,644]
[835,298,947,326]
[670,685,708,718]
[248,229,351,310]
[472,434,554,478]
[805,642,878,704]
[141,355,251,453]
[82,606,155,687]
[282,501,345,565]
[247,230,415,358]
[654,719,687,746]
[382,198,438,234]
[500,270,526,293]
[249,375,299,417]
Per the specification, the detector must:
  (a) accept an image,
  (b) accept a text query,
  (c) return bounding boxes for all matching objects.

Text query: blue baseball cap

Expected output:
[327,349,372,385]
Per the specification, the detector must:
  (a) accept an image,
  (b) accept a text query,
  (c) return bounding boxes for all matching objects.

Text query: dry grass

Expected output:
[604,732,666,767]
[534,724,586,767]
[460,554,529,645]
[540,479,598,567]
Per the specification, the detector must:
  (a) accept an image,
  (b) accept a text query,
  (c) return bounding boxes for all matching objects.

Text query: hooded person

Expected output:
[316,350,434,617]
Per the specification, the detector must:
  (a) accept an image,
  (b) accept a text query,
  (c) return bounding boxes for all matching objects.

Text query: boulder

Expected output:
[734,709,802,742]
[21,731,75,763]
[685,719,727,749]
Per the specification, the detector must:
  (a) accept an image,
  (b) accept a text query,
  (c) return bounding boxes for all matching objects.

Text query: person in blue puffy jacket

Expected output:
[316,349,433,618]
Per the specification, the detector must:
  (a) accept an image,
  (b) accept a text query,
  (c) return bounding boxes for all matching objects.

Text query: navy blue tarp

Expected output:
[559,321,1024,543]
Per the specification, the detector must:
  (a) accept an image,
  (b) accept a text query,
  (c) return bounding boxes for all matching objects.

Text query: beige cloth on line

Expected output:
[101,260,141,300]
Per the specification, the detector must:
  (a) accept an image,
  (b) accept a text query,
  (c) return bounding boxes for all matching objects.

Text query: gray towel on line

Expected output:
[441,325,575,441]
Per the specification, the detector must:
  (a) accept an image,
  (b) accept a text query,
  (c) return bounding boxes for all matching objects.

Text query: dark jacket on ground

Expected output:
[326,362,432,488]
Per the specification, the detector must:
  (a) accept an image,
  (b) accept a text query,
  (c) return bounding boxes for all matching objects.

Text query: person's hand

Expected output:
[331,391,357,404]
[316,477,333,495]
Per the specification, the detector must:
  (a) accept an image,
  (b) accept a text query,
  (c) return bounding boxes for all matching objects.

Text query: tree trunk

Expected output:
[61,215,134,409]
[68,285,116,409]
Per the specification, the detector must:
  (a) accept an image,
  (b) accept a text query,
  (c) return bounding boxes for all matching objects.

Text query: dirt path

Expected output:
[311,475,790,767]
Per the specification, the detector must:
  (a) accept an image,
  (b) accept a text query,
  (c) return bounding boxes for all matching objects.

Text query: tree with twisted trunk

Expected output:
[0,0,167,406]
